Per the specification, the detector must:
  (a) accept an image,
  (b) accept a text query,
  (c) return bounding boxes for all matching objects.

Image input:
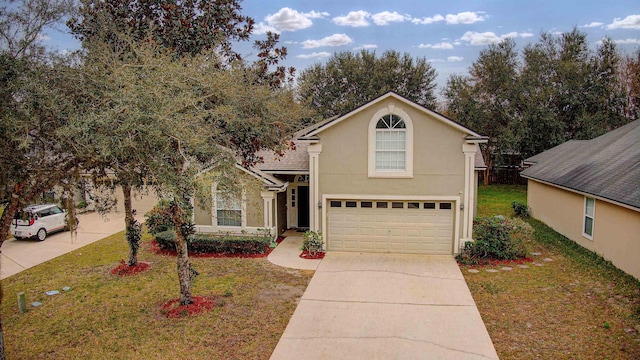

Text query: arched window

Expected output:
[375,115,407,171]
[368,107,413,178]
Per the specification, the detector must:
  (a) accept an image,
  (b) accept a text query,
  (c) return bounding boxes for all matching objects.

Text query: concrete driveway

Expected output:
[271,252,498,360]
[1,210,144,279]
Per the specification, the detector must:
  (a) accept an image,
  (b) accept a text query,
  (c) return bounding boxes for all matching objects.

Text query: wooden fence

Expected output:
[479,167,527,185]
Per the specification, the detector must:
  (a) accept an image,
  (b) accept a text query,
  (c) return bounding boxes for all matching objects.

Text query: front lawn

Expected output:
[464,185,640,359]
[1,232,312,359]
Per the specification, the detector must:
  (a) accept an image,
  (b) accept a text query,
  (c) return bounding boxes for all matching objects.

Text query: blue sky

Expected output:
[43,0,640,91]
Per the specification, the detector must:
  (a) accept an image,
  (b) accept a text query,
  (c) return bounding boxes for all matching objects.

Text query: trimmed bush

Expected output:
[457,216,532,264]
[511,201,530,217]
[155,230,270,255]
[145,200,174,235]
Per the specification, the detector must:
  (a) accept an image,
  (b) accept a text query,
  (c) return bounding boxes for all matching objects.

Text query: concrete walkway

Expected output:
[270,251,499,360]
[267,230,322,271]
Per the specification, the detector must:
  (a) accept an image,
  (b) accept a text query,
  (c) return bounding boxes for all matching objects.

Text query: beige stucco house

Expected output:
[194,92,488,255]
[521,120,640,279]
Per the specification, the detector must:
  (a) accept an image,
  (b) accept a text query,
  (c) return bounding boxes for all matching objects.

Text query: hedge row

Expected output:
[155,230,270,255]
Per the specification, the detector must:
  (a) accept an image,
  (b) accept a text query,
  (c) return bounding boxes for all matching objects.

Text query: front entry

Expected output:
[297,186,309,228]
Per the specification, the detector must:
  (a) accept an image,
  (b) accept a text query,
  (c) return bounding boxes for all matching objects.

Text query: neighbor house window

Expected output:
[583,197,595,239]
[368,107,413,178]
[216,191,241,227]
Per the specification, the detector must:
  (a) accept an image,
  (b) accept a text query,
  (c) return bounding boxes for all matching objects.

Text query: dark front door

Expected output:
[297,186,309,228]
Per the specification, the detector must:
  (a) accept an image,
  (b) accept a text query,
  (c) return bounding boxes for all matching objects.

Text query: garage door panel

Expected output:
[328,200,454,254]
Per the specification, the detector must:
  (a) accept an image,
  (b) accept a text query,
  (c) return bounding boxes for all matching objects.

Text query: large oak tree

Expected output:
[66,0,297,269]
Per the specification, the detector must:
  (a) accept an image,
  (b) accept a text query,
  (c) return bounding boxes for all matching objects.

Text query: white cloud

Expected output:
[418,42,454,49]
[297,52,331,59]
[606,15,640,29]
[411,14,444,25]
[581,21,604,28]
[36,33,51,42]
[307,11,330,19]
[302,34,353,49]
[264,7,328,32]
[354,44,378,50]
[371,11,410,25]
[447,56,464,62]
[613,38,640,44]
[428,58,445,63]
[254,22,279,35]
[445,11,486,25]
[459,31,532,45]
[333,10,370,27]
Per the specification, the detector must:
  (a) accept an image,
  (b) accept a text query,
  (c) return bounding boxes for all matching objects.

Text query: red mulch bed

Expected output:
[110,261,151,276]
[160,296,221,318]
[299,250,325,260]
[461,257,534,267]
[149,236,285,258]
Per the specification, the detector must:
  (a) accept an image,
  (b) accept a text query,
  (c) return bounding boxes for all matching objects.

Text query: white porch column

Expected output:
[461,144,477,246]
[308,144,322,231]
[260,191,275,230]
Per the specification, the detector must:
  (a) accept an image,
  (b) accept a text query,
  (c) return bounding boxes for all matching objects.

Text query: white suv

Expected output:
[10,204,71,241]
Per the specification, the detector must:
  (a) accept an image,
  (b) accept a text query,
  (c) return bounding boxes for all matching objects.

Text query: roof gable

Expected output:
[521,120,640,210]
[299,92,483,139]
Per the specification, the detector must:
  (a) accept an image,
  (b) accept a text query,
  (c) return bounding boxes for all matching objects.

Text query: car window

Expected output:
[38,209,51,217]
[14,211,30,220]
[50,206,63,214]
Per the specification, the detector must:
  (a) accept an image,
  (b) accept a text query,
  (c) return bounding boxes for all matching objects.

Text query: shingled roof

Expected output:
[521,120,640,210]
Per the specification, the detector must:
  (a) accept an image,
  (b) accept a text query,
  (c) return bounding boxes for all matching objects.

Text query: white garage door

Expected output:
[327,200,454,255]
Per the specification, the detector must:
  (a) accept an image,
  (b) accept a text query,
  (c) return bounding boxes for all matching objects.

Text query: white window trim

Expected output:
[212,185,247,230]
[368,105,413,178]
[583,197,595,240]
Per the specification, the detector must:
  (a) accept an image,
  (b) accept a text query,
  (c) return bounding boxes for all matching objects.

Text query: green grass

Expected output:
[1,232,312,359]
[476,184,527,218]
[463,185,640,359]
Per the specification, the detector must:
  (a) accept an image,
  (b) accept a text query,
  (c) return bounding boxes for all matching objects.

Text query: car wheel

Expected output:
[37,228,47,241]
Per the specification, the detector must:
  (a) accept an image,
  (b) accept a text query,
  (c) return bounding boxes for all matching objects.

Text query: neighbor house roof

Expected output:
[521,120,640,210]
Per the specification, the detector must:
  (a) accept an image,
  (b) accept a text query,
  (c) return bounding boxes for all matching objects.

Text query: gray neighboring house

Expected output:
[521,120,640,279]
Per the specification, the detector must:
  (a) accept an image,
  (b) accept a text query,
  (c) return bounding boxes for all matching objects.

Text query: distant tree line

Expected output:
[443,29,639,182]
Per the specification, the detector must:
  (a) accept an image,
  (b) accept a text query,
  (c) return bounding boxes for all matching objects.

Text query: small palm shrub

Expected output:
[457,216,532,265]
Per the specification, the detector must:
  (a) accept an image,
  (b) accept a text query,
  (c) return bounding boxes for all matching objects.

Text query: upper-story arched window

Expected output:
[368,107,413,178]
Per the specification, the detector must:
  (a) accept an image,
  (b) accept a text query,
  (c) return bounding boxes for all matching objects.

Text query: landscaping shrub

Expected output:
[302,230,324,255]
[457,216,532,264]
[511,201,529,217]
[145,200,174,234]
[155,230,270,254]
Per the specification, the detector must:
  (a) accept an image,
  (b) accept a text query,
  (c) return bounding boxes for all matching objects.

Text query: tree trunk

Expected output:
[122,183,137,266]
[170,201,192,305]
[483,151,493,185]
